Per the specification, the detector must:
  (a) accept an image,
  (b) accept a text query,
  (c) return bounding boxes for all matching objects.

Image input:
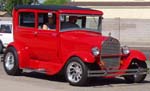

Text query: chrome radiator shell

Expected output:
[101,37,121,69]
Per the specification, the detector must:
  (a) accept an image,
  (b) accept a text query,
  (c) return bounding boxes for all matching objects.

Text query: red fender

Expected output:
[63,51,95,64]
[120,50,146,70]
[48,51,95,75]
[7,42,30,69]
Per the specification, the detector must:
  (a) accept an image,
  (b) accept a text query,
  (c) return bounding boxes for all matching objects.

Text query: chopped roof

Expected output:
[15,5,92,11]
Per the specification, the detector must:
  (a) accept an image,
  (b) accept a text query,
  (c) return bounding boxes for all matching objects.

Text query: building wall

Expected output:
[102,18,150,47]
[71,0,150,2]
[69,0,150,47]
[69,1,150,19]
[85,6,150,19]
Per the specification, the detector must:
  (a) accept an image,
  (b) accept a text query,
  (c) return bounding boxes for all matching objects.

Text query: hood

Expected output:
[60,30,108,47]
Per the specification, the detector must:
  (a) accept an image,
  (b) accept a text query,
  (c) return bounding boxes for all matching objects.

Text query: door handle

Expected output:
[51,33,57,37]
[34,31,38,36]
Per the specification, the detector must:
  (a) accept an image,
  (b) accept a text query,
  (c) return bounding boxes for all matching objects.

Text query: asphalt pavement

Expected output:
[0,54,150,91]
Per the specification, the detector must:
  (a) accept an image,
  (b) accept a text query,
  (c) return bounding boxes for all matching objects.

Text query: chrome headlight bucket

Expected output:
[122,46,130,55]
[91,47,100,56]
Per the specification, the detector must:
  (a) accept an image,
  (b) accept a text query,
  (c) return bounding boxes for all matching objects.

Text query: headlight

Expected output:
[122,46,130,55]
[91,47,100,56]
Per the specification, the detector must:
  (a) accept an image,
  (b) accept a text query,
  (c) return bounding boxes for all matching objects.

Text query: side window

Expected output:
[38,12,56,30]
[60,15,80,30]
[0,24,12,33]
[19,12,35,28]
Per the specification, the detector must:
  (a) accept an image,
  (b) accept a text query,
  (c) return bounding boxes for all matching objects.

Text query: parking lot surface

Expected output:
[0,55,150,91]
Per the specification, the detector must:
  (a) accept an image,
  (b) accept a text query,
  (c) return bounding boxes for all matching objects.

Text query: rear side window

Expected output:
[0,24,12,33]
[19,12,35,28]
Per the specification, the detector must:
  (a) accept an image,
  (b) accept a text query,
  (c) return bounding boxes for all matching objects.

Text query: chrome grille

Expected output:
[101,37,121,69]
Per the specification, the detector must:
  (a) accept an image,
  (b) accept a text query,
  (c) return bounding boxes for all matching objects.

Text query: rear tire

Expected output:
[3,47,22,76]
[124,60,147,83]
[0,42,3,54]
[65,57,88,86]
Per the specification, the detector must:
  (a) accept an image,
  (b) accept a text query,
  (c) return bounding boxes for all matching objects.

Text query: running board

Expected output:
[23,68,46,74]
[88,68,150,77]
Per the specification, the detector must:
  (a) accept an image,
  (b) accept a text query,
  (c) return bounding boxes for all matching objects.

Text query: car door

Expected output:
[0,21,13,47]
[33,11,59,63]
[17,10,37,59]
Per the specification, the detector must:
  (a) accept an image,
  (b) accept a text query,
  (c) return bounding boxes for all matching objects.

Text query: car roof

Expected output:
[15,5,92,11]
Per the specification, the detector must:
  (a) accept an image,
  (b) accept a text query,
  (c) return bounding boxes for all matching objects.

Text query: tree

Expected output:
[43,0,70,5]
[0,0,3,4]
[4,0,34,15]
[0,0,4,3]
[0,0,5,10]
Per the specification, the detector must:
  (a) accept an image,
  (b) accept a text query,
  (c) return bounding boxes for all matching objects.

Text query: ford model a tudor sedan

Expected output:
[3,5,149,86]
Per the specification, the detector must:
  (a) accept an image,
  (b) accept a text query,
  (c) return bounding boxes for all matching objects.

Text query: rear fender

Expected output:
[7,42,30,69]
[120,50,146,69]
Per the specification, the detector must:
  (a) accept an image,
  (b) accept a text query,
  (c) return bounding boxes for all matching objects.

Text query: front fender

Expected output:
[120,50,146,69]
[7,42,30,68]
[129,50,146,61]
[64,51,95,64]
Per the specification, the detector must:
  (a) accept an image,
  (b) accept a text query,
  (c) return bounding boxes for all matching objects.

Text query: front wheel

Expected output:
[124,60,147,83]
[65,57,88,86]
[3,47,22,76]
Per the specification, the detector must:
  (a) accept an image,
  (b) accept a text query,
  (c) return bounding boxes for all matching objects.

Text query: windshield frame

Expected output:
[59,14,103,33]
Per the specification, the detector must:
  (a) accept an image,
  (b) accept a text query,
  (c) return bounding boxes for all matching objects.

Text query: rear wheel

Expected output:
[0,42,3,54]
[65,57,88,86]
[124,60,147,83]
[3,47,22,76]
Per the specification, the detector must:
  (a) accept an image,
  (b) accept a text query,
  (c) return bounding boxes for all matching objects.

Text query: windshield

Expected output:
[60,14,102,32]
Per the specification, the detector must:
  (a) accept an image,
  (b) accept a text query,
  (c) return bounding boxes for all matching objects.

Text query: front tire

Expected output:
[3,47,22,76]
[124,60,147,83]
[65,57,88,86]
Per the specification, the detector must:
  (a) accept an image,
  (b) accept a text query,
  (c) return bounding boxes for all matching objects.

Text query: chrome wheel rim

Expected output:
[67,62,83,83]
[131,62,145,80]
[4,52,15,70]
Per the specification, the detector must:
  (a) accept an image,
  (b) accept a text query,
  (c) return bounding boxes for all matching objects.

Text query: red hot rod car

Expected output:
[3,5,149,86]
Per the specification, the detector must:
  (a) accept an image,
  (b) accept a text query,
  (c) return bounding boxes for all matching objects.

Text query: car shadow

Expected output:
[21,72,67,83]
[87,77,150,87]
[20,72,150,87]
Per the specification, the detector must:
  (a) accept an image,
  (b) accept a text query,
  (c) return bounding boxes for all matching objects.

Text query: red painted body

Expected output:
[9,6,146,76]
